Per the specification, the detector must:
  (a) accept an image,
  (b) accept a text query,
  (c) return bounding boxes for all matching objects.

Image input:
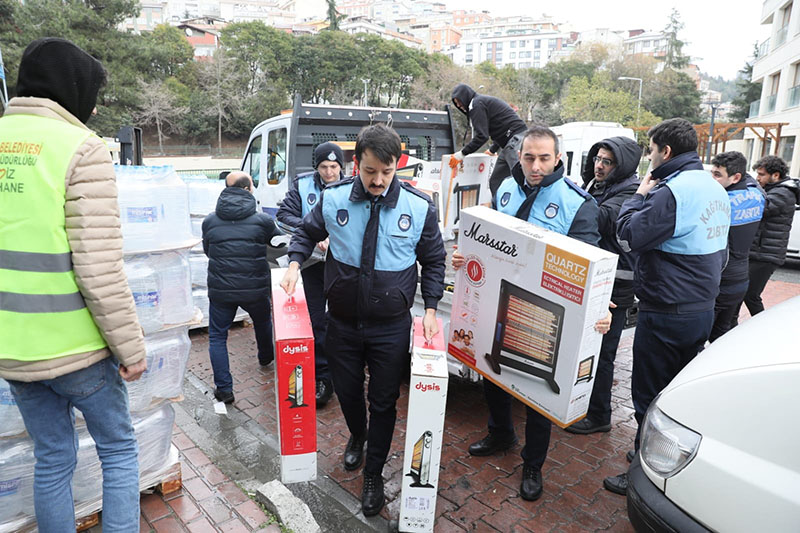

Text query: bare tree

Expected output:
[135,80,188,155]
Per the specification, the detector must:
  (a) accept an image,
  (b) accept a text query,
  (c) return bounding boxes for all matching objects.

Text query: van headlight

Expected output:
[640,406,701,477]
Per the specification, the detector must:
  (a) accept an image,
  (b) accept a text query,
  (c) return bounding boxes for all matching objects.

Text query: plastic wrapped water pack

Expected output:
[184,178,224,216]
[124,250,194,334]
[126,327,191,412]
[0,378,25,438]
[189,253,208,288]
[116,165,193,252]
[193,288,210,321]
[0,438,34,529]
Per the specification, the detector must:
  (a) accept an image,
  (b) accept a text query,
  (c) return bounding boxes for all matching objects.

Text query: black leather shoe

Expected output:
[520,465,543,501]
[344,433,366,471]
[603,473,628,495]
[258,354,274,367]
[468,433,518,457]
[361,471,385,517]
[626,449,636,463]
[316,378,334,407]
[213,388,235,404]
[564,417,612,435]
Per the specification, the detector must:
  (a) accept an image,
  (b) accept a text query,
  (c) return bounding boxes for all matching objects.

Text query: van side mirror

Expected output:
[219,171,230,181]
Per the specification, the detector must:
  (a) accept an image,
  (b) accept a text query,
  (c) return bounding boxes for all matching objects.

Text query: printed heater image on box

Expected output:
[287,364,306,408]
[484,280,564,394]
[406,430,434,488]
[575,355,595,385]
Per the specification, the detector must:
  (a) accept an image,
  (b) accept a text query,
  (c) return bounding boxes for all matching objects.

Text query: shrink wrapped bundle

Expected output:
[0,379,25,438]
[126,327,191,412]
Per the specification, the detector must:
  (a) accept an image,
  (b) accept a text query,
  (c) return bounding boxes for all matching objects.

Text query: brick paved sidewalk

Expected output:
[116,279,800,532]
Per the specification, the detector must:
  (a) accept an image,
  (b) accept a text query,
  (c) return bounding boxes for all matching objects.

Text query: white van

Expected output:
[627,295,800,532]
[552,122,636,185]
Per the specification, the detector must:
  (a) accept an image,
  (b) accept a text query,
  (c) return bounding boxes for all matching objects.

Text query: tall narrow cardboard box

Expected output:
[271,270,317,483]
[399,317,448,532]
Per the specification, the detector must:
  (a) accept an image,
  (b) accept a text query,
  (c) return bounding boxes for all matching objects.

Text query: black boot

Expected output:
[603,473,628,495]
[520,465,543,501]
[468,433,518,456]
[316,378,334,407]
[213,388,235,404]
[361,471,385,517]
[344,432,366,471]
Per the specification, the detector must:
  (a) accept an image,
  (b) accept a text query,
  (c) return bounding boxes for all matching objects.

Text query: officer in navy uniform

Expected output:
[708,151,764,342]
[604,118,730,495]
[277,142,346,407]
[453,125,607,502]
[280,124,446,517]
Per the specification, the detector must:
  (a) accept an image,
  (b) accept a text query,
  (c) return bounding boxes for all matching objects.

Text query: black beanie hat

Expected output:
[17,38,106,124]
[314,142,344,169]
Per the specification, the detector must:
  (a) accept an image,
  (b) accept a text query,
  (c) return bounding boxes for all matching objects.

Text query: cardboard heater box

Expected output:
[271,270,317,483]
[439,153,496,240]
[399,317,448,533]
[448,206,617,427]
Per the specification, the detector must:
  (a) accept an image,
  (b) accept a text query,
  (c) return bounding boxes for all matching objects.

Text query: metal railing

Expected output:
[788,85,800,109]
[775,26,788,48]
[757,38,770,60]
[749,99,761,118]
[766,94,778,113]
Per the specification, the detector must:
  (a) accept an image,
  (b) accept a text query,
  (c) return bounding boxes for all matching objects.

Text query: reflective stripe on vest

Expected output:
[658,170,731,255]
[0,114,108,361]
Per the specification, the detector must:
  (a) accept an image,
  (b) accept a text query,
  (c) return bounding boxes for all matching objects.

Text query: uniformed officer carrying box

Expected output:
[448,206,617,427]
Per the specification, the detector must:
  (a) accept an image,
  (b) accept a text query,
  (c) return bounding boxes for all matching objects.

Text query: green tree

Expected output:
[220,21,292,96]
[140,24,194,79]
[662,8,690,70]
[325,0,345,31]
[562,74,638,123]
[730,44,763,122]
[644,69,701,122]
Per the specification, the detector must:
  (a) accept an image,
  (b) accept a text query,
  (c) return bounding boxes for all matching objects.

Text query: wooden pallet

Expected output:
[73,445,182,532]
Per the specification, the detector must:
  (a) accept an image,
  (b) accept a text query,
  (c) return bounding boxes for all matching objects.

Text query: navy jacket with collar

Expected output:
[287,176,446,322]
[617,152,731,311]
[493,160,601,247]
[720,174,764,293]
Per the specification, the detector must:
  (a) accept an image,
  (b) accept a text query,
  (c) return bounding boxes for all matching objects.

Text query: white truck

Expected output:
[552,121,636,185]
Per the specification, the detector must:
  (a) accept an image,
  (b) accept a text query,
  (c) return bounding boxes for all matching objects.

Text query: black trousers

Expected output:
[483,379,551,469]
[301,261,329,381]
[631,309,713,450]
[326,312,412,474]
[740,259,779,318]
[586,306,628,425]
[488,131,525,197]
[709,287,747,343]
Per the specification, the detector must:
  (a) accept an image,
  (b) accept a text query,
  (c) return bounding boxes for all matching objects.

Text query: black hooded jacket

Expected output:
[452,84,527,155]
[750,177,800,265]
[16,38,106,125]
[581,137,642,307]
[202,187,277,304]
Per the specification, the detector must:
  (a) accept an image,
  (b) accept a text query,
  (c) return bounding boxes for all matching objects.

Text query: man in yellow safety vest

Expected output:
[0,38,147,530]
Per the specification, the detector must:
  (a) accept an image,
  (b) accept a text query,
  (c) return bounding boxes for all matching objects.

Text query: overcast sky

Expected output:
[445,1,769,80]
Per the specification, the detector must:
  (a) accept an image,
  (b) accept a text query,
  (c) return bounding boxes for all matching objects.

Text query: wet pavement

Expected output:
[111,277,800,532]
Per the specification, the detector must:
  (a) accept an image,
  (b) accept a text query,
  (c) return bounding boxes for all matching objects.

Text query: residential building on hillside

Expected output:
[339,16,424,49]
[218,0,295,24]
[458,15,560,39]
[451,9,491,27]
[449,30,573,69]
[623,29,668,59]
[745,0,800,175]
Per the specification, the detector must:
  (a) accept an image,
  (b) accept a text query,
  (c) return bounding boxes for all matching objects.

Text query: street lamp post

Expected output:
[618,76,643,125]
[361,79,369,106]
[703,101,722,164]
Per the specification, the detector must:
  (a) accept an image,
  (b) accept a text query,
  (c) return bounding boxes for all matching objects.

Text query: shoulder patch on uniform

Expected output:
[544,203,559,218]
[500,192,511,207]
[336,209,349,226]
[564,178,594,200]
[307,192,317,205]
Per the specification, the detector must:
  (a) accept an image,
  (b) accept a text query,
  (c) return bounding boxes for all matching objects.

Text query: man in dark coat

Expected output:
[202,171,279,404]
[708,151,764,341]
[565,136,641,435]
[735,155,799,319]
[450,83,528,196]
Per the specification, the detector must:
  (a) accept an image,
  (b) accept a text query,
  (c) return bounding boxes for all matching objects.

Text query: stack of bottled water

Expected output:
[126,327,192,412]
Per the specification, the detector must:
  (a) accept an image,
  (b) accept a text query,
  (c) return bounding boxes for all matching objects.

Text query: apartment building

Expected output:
[449,31,572,70]
[745,0,800,175]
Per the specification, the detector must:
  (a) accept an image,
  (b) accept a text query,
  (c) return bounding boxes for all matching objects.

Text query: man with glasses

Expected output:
[565,137,642,436]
